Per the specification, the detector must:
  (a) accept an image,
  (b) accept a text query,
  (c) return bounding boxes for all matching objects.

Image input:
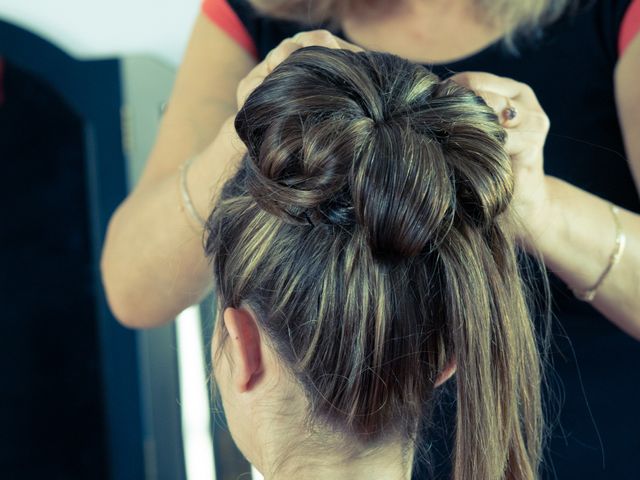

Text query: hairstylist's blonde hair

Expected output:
[205,46,547,479]
[248,0,574,46]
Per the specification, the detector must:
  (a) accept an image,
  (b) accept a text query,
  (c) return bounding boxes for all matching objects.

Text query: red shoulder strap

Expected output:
[619,0,640,56]
[202,0,258,59]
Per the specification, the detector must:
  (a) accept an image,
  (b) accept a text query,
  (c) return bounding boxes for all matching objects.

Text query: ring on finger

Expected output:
[502,100,518,122]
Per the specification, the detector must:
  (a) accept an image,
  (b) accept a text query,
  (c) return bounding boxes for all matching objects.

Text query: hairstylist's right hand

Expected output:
[236,30,363,109]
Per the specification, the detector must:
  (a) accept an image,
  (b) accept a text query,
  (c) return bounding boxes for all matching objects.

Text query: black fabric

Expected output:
[223,1,640,478]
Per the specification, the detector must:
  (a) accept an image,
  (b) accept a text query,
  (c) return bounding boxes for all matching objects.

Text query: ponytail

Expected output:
[206,46,546,479]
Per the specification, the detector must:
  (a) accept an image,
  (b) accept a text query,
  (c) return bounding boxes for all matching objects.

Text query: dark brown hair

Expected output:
[205,46,545,479]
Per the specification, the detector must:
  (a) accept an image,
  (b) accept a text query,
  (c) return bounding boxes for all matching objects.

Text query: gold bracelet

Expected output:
[571,203,626,302]
[179,155,207,228]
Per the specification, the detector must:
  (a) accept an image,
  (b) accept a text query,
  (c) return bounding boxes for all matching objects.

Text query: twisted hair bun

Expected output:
[235,46,512,259]
[210,46,544,479]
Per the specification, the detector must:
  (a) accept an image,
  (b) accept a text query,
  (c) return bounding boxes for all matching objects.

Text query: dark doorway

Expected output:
[0,57,108,479]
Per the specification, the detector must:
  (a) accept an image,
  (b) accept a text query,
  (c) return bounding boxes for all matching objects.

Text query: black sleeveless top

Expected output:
[206,1,640,477]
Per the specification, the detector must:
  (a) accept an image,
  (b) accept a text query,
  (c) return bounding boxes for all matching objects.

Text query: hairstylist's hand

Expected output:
[236,30,363,108]
[214,32,363,171]
[450,72,552,247]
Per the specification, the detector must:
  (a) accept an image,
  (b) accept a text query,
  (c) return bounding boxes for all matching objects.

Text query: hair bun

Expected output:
[211,46,542,479]
[237,113,372,226]
[235,47,512,259]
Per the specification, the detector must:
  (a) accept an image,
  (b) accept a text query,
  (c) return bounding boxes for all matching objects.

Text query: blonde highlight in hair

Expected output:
[205,47,547,479]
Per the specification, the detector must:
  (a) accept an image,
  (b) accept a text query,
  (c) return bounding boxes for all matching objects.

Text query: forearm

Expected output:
[101,117,244,328]
[527,175,640,338]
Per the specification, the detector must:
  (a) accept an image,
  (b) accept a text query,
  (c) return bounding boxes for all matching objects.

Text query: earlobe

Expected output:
[223,306,264,393]
[434,358,457,388]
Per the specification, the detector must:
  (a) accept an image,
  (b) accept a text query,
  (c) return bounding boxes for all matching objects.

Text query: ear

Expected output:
[434,358,457,388]
[222,306,264,393]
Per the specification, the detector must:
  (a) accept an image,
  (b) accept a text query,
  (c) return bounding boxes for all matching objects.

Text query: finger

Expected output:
[265,39,304,72]
[292,29,364,52]
[509,109,550,139]
[450,71,541,110]
[450,71,523,99]
[499,101,524,129]
[475,90,508,113]
[503,129,528,157]
[292,29,342,49]
[237,29,364,109]
[470,90,522,128]
[253,29,360,89]
[257,38,304,77]
[237,39,303,107]
[334,36,365,52]
[237,73,268,107]
[450,72,530,126]
[502,119,547,159]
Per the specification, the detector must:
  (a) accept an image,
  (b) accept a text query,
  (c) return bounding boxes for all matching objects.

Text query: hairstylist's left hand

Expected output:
[236,30,363,109]
[450,72,552,247]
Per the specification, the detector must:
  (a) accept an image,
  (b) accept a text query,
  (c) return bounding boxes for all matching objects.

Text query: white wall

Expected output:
[0,0,201,66]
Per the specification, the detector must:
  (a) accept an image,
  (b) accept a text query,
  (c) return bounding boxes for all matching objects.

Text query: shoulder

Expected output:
[617,0,640,58]
[552,0,640,63]
[201,0,320,60]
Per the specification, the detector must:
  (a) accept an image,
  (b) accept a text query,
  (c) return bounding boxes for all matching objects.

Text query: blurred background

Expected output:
[0,1,254,478]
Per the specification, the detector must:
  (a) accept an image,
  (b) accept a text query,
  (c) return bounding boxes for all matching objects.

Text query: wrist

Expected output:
[517,175,562,253]
[188,117,246,217]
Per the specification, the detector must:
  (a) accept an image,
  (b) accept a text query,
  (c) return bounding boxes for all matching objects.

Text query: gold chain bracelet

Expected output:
[571,203,626,302]
[179,155,207,228]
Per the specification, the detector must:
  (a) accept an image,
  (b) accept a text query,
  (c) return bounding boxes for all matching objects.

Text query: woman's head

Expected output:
[206,47,543,479]
[247,0,574,45]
